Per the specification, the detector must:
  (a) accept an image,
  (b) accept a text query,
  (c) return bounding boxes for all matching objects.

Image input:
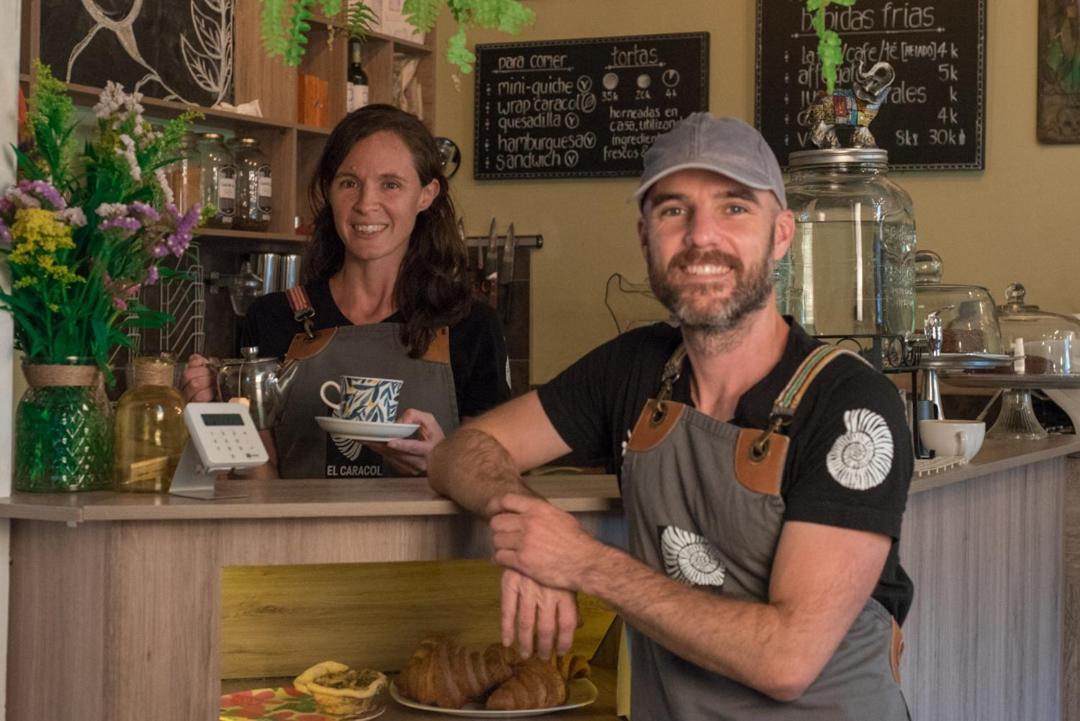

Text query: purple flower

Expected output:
[100,216,142,234]
[158,202,200,258]
[0,219,10,246]
[113,296,128,311]
[151,244,169,258]
[146,265,160,285]
[129,201,160,223]
[19,179,66,211]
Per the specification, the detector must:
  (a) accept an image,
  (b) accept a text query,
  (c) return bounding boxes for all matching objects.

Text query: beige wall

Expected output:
[433,0,1080,383]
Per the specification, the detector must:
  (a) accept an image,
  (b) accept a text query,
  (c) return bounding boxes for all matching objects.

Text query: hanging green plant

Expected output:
[260,0,533,74]
[262,0,379,66]
[805,0,856,94]
[404,0,535,74]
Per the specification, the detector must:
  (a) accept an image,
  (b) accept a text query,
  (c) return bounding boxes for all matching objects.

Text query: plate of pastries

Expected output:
[390,637,596,717]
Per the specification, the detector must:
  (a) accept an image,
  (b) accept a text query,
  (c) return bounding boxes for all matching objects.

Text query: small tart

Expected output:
[294,661,388,716]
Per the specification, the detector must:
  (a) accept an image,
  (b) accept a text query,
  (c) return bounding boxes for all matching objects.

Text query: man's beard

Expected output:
[648,233,776,335]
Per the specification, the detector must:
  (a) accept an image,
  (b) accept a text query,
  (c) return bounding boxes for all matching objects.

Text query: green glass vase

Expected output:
[14,364,113,493]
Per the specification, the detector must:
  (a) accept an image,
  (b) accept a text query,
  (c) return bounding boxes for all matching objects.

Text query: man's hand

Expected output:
[365,409,444,475]
[499,569,578,659]
[487,493,600,590]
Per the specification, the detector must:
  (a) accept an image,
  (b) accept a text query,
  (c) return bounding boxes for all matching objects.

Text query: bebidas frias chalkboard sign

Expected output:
[474,33,709,180]
[756,0,986,171]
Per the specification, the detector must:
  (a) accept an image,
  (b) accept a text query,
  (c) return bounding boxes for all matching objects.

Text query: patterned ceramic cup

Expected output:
[320,375,403,424]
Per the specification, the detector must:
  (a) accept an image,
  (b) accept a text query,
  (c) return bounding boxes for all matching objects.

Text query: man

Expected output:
[429,113,913,719]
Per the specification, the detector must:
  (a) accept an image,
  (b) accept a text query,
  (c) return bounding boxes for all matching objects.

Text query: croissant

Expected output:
[485,656,568,710]
[555,653,591,682]
[398,637,518,709]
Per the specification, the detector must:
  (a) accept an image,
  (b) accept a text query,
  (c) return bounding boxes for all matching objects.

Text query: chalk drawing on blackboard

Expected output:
[42,0,234,107]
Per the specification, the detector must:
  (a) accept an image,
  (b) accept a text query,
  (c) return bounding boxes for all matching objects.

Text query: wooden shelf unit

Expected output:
[20,1,438,356]
[20,0,437,244]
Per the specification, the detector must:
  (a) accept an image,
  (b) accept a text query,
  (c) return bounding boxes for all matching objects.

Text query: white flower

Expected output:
[116,134,141,181]
[5,187,40,208]
[94,81,146,129]
[96,202,130,219]
[155,168,174,205]
[57,207,87,227]
[93,81,125,119]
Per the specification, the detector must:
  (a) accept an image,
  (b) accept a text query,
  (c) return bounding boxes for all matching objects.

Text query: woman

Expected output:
[183,105,509,477]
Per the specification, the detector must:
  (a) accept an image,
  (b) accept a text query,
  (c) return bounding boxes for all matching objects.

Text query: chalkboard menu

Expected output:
[474,33,709,180]
[756,0,986,171]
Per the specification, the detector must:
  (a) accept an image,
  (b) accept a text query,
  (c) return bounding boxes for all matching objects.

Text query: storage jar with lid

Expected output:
[913,250,1003,355]
[166,132,202,214]
[234,136,272,231]
[776,148,917,341]
[199,131,236,229]
[113,355,188,492]
[996,282,1080,375]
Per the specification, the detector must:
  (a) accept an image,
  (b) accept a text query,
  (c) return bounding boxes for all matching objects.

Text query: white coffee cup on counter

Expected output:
[918,419,986,462]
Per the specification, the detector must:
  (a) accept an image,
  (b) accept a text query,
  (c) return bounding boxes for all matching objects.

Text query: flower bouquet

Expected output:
[0,62,205,492]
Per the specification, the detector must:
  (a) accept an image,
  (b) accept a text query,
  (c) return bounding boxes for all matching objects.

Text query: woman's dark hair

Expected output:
[304,104,471,357]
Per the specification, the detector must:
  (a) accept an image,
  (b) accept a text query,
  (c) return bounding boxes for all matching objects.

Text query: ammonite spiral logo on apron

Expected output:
[661,526,726,587]
[826,408,894,491]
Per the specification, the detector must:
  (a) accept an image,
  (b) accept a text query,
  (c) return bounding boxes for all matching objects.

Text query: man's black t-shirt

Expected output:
[537,320,915,623]
[240,279,511,419]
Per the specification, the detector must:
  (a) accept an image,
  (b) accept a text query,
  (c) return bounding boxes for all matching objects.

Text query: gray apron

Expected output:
[273,288,459,479]
[621,344,909,720]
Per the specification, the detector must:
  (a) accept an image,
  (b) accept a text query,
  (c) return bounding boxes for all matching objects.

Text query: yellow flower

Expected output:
[8,208,83,286]
[10,208,73,250]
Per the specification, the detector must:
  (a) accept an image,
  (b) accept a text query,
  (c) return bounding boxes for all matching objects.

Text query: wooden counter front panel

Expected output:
[8,521,222,721]
[900,457,1064,721]
[5,511,619,721]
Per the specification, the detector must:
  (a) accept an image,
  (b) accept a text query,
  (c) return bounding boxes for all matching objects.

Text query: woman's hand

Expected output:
[181,354,217,403]
[365,409,445,475]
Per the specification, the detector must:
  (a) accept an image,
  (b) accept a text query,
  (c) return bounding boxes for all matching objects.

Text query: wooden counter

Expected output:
[2,440,1077,721]
[1,475,622,721]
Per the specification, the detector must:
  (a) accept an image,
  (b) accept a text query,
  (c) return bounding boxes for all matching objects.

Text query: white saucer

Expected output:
[315,416,419,441]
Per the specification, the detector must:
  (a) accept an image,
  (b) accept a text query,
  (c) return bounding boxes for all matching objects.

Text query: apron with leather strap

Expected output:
[620,344,909,720]
[273,286,460,479]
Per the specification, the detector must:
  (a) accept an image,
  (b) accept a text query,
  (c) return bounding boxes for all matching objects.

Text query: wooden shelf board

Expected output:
[196,228,308,243]
[309,12,434,52]
[390,36,434,55]
[63,82,301,132]
[220,667,618,720]
[297,123,332,138]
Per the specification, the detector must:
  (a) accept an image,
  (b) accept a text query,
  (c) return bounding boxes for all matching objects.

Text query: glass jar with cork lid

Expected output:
[113,355,188,492]
[234,136,272,231]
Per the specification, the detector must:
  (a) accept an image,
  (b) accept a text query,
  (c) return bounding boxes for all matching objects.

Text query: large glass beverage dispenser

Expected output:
[777,148,917,344]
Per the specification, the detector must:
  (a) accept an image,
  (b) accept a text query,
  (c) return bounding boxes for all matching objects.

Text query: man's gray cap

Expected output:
[635,113,787,209]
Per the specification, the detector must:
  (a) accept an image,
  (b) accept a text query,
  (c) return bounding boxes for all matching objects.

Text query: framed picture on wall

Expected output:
[1038,0,1080,142]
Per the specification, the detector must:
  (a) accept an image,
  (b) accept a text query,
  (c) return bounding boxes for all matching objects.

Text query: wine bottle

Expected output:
[347,37,370,113]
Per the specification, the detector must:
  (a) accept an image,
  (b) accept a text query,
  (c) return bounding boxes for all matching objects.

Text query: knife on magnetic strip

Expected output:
[483,217,499,308]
